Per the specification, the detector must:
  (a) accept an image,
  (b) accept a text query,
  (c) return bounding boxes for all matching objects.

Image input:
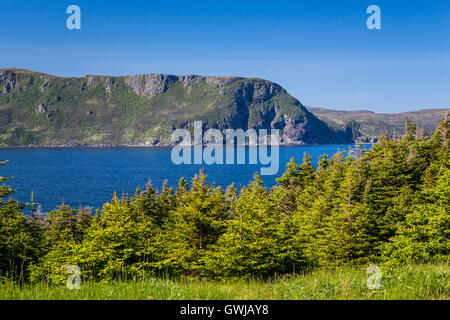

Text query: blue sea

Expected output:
[0,145,359,213]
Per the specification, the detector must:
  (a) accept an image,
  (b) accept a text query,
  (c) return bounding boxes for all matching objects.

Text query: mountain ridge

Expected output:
[1,68,447,147]
[0,68,353,146]
[308,106,450,142]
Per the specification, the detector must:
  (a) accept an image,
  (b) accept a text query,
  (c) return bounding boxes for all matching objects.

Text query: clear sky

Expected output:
[1,0,449,113]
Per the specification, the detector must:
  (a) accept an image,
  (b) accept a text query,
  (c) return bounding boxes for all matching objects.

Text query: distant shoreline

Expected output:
[0,142,373,149]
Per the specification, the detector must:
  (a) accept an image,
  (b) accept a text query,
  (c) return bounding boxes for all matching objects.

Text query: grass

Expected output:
[1,264,448,300]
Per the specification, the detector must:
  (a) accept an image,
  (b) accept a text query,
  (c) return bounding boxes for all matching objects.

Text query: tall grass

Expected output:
[1,263,448,300]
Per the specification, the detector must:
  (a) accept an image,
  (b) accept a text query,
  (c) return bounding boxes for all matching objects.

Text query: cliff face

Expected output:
[0,68,352,146]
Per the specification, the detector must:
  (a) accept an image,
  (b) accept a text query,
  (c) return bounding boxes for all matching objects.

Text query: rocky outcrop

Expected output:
[0,69,18,95]
[124,73,246,97]
[204,76,243,87]
[39,76,50,92]
[35,103,48,114]
[1,69,50,96]
[125,74,179,97]
[86,75,96,85]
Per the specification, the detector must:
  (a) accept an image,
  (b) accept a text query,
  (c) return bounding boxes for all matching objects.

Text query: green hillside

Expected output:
[0,68,351,146]
[308,106,450,142]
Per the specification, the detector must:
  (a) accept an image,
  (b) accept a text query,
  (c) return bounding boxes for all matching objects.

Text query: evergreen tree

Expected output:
[42,204,92,244]
[4,116,450,283]
[204,173,281,277]
[274,153,315,216]
[131,181,166,227]
[156,180,176,225]
[162,170,227,276]
[78,192,161,280]
[0,156,42,282]
[382,166,450,263]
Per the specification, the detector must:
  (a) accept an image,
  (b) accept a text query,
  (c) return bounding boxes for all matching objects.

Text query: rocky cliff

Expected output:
[0,68,353,146]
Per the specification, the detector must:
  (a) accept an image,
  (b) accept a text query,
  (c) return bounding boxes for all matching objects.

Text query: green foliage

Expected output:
[74,194,162,281]
[1,116,449,286]
[204,174,282,278]
[160,171,228,276]
[381,165,450,263]
[0,154,41,283]
[28,205,92,283]
[274,153,315,215]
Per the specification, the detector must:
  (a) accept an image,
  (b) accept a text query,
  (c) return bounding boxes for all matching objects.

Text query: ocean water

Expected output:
[0,145,358,213]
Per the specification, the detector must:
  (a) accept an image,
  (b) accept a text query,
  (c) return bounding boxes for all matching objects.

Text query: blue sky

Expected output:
[1,0,449,113]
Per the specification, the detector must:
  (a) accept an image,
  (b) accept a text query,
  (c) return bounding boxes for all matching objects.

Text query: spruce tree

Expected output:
[0,154,41,282]
[204,173,281,277]
[163,170,227,276]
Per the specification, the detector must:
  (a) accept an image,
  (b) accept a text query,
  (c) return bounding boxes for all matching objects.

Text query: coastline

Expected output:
[0,142,371,148]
